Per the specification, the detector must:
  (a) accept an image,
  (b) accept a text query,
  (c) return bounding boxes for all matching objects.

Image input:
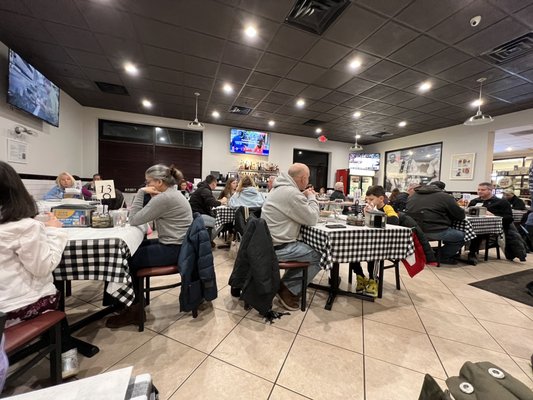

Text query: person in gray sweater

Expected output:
[106,164,192,329]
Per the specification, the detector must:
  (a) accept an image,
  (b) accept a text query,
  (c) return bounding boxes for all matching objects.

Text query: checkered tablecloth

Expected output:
[214,206,236,232]
[53,226,145,306]
[512,209,527,223]
[301,224,414,270]
[451,219,477,242]
[464,215,503,235]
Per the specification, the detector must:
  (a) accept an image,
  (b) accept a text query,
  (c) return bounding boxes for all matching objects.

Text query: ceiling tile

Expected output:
[240,86,269,100]
[263,91,293,105]
[82,68,123,85]
[358,60,405,83]
[286,62,327,84]
[267,25,317,59]
[499,54,533,74]
[356,0,412,17]
[142,45,183,71]
[414,47,470,74]
[320,91,353,105]
[255,102,280,112]
[77,1,135,39]
[256,52,297,76]
[96,35,145,63]
[380,91,417,105]
[222,42,263,69]
[313,69,353,89]
[299,86,332,100]
[325,4,386,47]
[328,105,353,116]
[274,79,307,95]
[306,102,335,113]
[233,97,260,108]
[338,77,376,95]
[489,0,530,13]
[383,69,429,89]
[493,83,533,101]
[217,64,252,84]
[180,0,235,38]
[180,30,225,61]
[358,85,397,100]
[246,72,280,89]
[427,84,468,100]
[131,16,183,52]
[183,73,213,90]
[342,97,373,108]
[388,35,446,66]
[357,21,419,57]
[302,39,351,68]
[237,0,293,21]
[361,101,392,112]
[227,11,279,50]
[43,21,102,53]
[27,0,87,28]
[65,48,114,71]
[514,3,533,29]
[438,58,491,81]
[396,0,472,31]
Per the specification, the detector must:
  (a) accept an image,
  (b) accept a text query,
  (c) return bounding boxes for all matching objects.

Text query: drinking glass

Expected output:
[333,199,343,220]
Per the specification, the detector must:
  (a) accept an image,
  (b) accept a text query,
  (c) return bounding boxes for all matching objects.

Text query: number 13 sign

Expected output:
[94,180,116,200]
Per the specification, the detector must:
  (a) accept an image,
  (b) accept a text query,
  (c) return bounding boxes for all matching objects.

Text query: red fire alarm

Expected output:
[318,135,328,143]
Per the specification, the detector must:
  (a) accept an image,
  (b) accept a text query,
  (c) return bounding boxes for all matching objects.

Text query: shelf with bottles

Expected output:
[236,160,279,173]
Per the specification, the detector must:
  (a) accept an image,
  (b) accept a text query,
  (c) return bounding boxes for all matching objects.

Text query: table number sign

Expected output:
[95,179,116,200]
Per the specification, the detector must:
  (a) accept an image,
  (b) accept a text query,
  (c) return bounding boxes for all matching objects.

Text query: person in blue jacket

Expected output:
[229,176,265,209]
[43,172,82,200]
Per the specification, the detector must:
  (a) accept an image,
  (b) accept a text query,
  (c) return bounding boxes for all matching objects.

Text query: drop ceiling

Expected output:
[1,0,533,144]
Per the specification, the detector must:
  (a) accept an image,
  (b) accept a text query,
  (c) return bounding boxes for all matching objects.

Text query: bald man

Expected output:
[262,163,321,310]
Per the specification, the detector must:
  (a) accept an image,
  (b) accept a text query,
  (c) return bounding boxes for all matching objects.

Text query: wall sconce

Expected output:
[14,126,37,136]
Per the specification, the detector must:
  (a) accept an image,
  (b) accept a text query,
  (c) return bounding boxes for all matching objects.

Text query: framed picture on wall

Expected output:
[449,153,475,180]
[384,142,442,192]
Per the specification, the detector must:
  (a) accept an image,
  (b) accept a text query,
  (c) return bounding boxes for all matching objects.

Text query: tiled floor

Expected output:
[4,246,533,399]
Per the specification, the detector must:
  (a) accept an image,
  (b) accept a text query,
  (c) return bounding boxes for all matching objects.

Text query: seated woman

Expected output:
[178,179,190,199]
[218,178,237,203]
[229,175,265,209]
[106,164,193,329]
[43,171,81,200]
[0,161,78,377]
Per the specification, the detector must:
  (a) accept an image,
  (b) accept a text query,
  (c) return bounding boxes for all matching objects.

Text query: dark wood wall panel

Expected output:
[154,146,202,182]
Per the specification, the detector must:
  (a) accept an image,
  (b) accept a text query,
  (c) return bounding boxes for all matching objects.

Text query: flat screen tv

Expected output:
[7,49,60,127]
[230,128,270,156]
[349,153,380,171]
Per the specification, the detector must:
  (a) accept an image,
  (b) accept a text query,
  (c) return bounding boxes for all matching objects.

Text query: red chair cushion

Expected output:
[5,310,65,354]
[278,261,310,269]
[136,265,179,278]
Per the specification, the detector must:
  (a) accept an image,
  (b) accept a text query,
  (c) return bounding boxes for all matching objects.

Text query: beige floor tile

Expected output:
[510,356,533,390]
[277,335,364,400]
[365,356,428,400]
[163,307,242,353]
[312,289,363,316]
[74,320,156,378]
[169,357,273,400]
[458,296,533,330]
[516,306,533,320]
[109,335,206,399]
[417,308,503,352]
[440,280,510,304]
[402,275,452,295]
[70,281,105,303]
[212,318,295,381]
[431,266,478,283]
[144,292,184,333]
[246,300,308,334]
[66,302,102,325]
[410,291,471,316]
[363,302,425,333]
[269,385,311,399]
[364,319,446,379]
[501,297,533,311]
[431,336,533,387]
[211,285,250,317]
[479,320,533,359]
[298,305,363,353]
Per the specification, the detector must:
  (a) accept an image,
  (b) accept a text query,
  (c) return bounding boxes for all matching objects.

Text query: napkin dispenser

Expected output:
[51,204,96,227]
[365,210,387,228]
[468,206,487,217]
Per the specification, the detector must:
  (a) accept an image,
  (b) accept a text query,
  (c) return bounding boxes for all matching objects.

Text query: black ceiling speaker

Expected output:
[285,0,351,35]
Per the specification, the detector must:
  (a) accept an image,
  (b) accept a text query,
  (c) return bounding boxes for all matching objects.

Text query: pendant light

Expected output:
[187,92,205,130]
[464,77,494,126]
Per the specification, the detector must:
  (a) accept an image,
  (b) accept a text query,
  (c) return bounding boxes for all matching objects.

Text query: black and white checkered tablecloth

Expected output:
[214,206,236,231]
[512,209,527,223]
[451,219,477,242]
[464,216,503,236]
[54,238,135,306]
[301,224,414,270]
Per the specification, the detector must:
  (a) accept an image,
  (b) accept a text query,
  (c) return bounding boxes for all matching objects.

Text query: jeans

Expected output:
[274,241,322,296]
[426,228,465,260]
[128,239,181,302]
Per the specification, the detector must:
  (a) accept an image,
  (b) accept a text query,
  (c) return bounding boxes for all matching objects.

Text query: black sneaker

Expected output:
[467,253,478,266]
[439,258,458,265]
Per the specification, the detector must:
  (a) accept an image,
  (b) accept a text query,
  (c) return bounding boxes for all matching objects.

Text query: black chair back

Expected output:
[234,206,262,239]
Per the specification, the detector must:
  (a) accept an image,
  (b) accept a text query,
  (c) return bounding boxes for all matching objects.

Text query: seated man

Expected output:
[189,175,227,241]
[329,181,346,201]
[503,189,526,210]
[262,163,321,311]
[467,182,513,265]
[407,182,466,265]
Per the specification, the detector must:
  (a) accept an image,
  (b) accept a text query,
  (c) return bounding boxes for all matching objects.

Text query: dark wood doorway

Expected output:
[293,149,329,190]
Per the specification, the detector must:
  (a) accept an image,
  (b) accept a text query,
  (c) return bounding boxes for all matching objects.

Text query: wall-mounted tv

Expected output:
[230,128,270,156]
[349,153,381,171]
[7,49,60,127]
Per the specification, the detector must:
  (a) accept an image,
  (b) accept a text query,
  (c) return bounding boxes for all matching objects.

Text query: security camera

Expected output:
[470,16,481,27]
[14,126,25,135]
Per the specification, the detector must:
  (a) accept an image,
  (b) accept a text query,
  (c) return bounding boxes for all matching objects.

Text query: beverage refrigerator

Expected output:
[335,169,374,197]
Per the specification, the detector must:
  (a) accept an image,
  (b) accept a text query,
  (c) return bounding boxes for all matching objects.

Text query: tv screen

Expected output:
[230,128,270,156]
[349,153,380,171]
[7,49,60,127]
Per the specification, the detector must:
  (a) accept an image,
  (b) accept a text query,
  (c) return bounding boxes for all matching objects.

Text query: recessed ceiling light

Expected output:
[419,81,432,92]
[506,147,513,151]
[223,83,233,94]
[244,25,257,38]
[353,111,362,118]
[315,128,322,134]
[268,120,275,127]
[142,99,152,108]
[355,134,361,139]
[398,121,407,127]
[212,110,220,118]
[296,98,305,108]
[471,99,483,107]
[349,59,362,70]
[124,62,138,75]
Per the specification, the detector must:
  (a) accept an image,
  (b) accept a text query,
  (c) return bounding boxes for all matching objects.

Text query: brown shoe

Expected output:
[105,303,146,329]
[276,282,300,311]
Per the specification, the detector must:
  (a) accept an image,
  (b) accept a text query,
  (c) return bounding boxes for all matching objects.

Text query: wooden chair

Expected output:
[3,310,65,385]
[278,261,310,311]
[136,266,181,332]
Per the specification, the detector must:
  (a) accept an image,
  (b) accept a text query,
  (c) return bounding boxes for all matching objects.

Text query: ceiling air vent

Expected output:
[229,105,252,115]
[95,81,129,95]
[481,32,533,64]
[303,119,325,126]
[372,132,394,139]
[285,0,351,35]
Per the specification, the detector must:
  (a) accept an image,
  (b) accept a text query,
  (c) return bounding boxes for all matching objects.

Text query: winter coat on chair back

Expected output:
[178,213,217,313]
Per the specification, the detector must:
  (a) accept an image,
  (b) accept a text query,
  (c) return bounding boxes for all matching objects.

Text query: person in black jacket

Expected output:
[406,183,466,265]
[329,182,346,201]
[503,189,526,210]
[467,182,514,264]
[189,175,227,240]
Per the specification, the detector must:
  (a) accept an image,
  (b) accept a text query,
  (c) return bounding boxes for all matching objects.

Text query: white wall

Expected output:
[365,107,533,192]
[82,107,352,186]
[0,42,85,176]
